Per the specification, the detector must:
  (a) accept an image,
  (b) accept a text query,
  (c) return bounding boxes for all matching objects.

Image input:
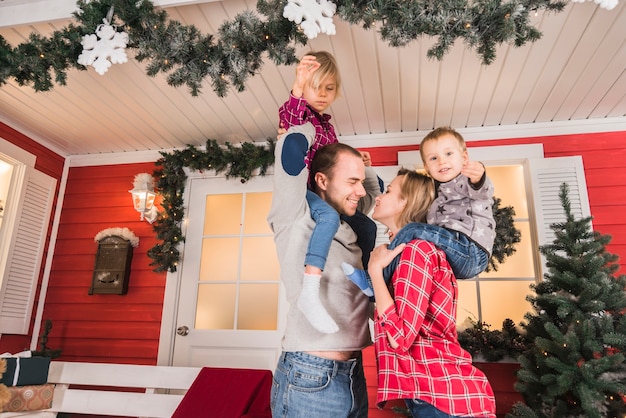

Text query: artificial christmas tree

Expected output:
[508,183,626,418]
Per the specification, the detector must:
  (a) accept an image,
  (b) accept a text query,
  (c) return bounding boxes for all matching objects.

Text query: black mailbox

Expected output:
[90,235,133,295]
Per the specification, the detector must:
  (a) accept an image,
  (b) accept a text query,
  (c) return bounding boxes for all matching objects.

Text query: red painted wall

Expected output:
[43,163,166,364]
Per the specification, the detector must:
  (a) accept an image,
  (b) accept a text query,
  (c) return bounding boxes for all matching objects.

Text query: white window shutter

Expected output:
[527,156,590,278]
[0,167,56,334]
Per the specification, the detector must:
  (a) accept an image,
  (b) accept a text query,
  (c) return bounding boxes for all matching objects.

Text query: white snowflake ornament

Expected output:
[570,0,619,10]
[78,18,129,75]
[283,0,337,39]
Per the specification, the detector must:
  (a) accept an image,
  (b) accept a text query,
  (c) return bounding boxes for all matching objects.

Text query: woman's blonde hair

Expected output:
[305,51,341,95]
[395,168,435,228]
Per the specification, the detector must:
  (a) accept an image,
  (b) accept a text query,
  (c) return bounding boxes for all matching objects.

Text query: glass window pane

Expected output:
[243,192,273,234]
[238,284,279,330]
[200,237,240,281]
[457,280,479,325]
[196,283,236,329]
[480,222,535,279]
[487,165,528,218]
[204,194,242,235]
[479,280,535,327]
[241,237,280,281]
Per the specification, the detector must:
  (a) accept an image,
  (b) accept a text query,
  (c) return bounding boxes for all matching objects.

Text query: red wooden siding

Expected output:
[0,122,64,354]
[40,163,166,364]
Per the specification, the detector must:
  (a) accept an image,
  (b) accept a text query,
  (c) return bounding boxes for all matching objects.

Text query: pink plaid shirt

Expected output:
[278,93,338,169]
[374,240,496,417]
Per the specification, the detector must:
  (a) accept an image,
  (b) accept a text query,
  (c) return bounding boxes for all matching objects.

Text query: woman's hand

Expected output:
[368,243,406,278]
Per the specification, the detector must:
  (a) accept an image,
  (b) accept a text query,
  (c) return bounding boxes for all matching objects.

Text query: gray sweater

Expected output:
[267,124,380,351]
[427,173,495,255]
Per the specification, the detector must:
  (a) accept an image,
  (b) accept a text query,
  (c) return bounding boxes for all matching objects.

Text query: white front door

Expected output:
[171,173,285,371]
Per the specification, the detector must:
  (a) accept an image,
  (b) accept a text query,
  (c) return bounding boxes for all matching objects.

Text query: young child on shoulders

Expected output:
[279,51,377,333]
[343,126,496,292]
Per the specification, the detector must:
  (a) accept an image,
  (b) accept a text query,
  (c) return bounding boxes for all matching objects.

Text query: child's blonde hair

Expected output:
[395,168,435,228]
[419,126,466,163]
[305,51,341,95]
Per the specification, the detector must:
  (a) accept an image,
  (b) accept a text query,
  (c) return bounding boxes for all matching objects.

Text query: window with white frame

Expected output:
[0,139,56,334]
[378,144,591,329]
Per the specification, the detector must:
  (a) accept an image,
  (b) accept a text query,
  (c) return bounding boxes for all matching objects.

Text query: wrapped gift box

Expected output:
[2,384,54,412]
[0,356,51,387]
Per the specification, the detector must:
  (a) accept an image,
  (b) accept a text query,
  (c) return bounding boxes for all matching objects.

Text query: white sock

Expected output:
[297,273,339,334]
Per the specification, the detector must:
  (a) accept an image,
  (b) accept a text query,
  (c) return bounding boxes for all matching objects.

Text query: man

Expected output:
[267,123,380,417]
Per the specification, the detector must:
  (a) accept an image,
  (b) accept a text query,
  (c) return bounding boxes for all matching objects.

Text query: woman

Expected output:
[368,168,496,418]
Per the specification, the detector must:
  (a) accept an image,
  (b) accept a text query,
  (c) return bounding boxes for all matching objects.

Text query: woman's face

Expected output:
[372,175,406,231]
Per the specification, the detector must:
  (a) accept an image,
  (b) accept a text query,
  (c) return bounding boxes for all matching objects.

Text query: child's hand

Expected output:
[292,55,320,98]
[360,151,372,167]
[462,160,485,184]
[276,122,287,140]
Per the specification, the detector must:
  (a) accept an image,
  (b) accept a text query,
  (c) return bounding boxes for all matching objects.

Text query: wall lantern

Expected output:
[129,173,158,223]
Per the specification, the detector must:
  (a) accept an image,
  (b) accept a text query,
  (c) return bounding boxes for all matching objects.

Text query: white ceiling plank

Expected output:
[353,28,385,134]
[498,11,553,126]
[534,4,598,122]
[554,3,626,120]
[481,42,530,127]
[517,5,576,124]
[328,21,367,136]
[448,46,484,129]
[398,43,421,132]
[434,40,465,129]
[464,43,508,128]
[376,37,402,134]
[416,37,441,130]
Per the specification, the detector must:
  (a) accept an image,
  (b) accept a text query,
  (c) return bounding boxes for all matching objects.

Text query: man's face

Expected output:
[317,152,366,216]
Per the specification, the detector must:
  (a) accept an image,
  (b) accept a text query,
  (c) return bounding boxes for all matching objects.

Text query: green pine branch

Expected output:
[0,0,567,96]
[508,183,626,418]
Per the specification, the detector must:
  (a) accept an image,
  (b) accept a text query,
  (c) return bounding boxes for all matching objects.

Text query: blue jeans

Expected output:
[306,190,377,270]
[405,399,462,418]
[383,223,489,282]
[271,351,368,418]
[305,189,340,270]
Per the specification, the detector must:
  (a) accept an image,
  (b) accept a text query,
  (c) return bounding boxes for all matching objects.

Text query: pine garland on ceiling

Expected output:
[149,139,520,274]
[0,0,568,97]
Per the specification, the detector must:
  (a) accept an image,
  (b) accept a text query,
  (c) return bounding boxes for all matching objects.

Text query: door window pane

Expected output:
[195,192,280,330]
[243,192,273,234]
[199,237,239,281]
[204,194,243,235]
[241,237,279,281]
[195,283,236,329]
[238,284,279,330]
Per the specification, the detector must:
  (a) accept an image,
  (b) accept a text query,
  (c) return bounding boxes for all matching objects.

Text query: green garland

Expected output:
[148,139,275,272]
[0,0,567,97]
[148,139,520,274]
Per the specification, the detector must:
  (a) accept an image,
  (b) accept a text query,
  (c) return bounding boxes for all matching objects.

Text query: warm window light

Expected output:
[129,173,158,223]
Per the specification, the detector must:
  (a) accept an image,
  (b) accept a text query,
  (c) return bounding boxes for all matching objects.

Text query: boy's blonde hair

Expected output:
[395,168,435,228]
[305,51,341,94]
[419,126,466,163]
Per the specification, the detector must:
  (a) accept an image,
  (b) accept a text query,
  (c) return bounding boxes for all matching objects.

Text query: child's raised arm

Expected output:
[291,55,320,98]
